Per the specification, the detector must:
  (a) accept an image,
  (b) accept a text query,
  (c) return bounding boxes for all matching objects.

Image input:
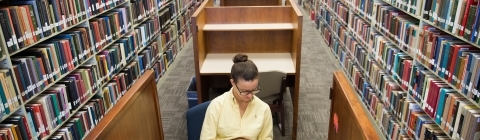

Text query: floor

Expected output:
[155,6,341,140]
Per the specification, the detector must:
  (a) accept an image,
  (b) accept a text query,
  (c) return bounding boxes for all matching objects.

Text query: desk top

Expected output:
[200,53,296,75]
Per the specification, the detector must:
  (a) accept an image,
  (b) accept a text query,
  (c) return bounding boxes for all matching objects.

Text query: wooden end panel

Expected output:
[84,70,164,140]
[204,30,292,53]
[192,0,208,67]
[288,2,302,140]
[206,0,214,6]
[192,0,208,103]
[287,1,303,72]
[289,0,303,70]
[221,0,281,6]
[204,7,291,24]
[328,71,381,140]
[285,0,292,6]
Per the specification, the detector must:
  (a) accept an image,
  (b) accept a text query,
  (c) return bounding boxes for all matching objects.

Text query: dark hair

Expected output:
[231,54,258,83]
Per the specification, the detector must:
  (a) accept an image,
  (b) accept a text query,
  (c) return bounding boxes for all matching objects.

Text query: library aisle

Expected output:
[155,6,340,140]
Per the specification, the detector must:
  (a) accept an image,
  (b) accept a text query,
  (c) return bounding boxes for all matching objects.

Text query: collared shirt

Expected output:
[200,88,273,140]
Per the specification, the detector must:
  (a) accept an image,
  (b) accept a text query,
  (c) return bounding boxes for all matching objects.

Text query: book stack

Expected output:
[313,0,480,139]
[0,0,197,139]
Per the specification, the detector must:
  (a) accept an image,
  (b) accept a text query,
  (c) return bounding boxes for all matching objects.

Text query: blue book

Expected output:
[470,2,480,42]
[435,88,456,124]
[462,53,480,94]
[432,36,455,72]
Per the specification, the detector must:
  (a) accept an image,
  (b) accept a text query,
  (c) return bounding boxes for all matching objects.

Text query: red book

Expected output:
[447,45,477,83]
[459,0,479,36]
[426,80,447,118]
[310,10,315,21]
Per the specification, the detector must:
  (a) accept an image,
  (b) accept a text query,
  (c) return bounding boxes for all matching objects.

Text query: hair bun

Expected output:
[232,54,248,63]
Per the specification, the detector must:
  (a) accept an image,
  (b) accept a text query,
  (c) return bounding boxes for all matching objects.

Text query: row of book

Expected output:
[17,25,164,140]
[0,15,192,140]
[0,2,166,112]
[336,0,480,121]
[0,0,189,118]
[0,69,20,119]
[0,0,134,54]
[325,32,412,139]
[8,7,161,105]
[158,4,194,75]
[308,0,323,29]
[0,0,131,55]
[321,15,456,139]
[159,4,176,29]
[177,10,192,33]
[0,0,190,56]
[131,0,157,25]
[389,0,480,45]
[7,0,186,101]
[319,0,480,139]
[325,0,349,25]
[173,8,192,51]
[322,10,408,125]
[176,0,193,12]
[11,56,145,140]
[320,0,424,138]
[348,0,480,115]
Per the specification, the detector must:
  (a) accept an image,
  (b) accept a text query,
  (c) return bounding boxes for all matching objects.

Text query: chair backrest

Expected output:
[186,101,211,140]
[255,71,287,103]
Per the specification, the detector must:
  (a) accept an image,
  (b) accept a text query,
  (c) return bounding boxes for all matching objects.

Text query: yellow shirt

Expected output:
[200,88,273,140]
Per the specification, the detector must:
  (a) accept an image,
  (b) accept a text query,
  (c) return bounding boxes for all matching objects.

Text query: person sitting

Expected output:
[199,53,274,140]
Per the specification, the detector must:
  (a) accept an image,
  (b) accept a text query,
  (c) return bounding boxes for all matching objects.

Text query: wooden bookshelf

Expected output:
[84,70,164,140]
[0,0,199,139]
[329,70,382,140]
[313,0,480,139]
[192,0,303,139]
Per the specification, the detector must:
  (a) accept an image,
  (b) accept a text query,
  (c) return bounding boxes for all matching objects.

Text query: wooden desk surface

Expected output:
[200,53,296,74]
[203,23,294,31]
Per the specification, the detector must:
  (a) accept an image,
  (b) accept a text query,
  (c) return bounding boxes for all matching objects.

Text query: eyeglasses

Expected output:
[235,84,261,96]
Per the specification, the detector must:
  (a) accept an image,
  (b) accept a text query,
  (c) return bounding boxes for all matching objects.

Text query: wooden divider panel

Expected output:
[192,0,209,103]
[205,30,292,53]
[84,71,164,140]
[204,6,292,24]
[329,71,382,140]
[286,0,302,138]
[220,0,281,6]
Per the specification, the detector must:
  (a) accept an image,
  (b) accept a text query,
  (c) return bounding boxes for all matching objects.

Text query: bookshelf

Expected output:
[0,0,201,139]
[310,0,480,139]
[191,0,303,139]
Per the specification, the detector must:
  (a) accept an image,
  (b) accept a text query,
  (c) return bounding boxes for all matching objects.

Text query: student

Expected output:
[200,54,274,140]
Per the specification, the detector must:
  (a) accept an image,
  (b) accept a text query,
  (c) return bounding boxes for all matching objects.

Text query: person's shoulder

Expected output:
[254,97,270,110]
[209,92,228,107]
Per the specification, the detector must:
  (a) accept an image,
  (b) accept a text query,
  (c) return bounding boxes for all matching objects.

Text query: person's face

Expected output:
[230,78,260,102]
